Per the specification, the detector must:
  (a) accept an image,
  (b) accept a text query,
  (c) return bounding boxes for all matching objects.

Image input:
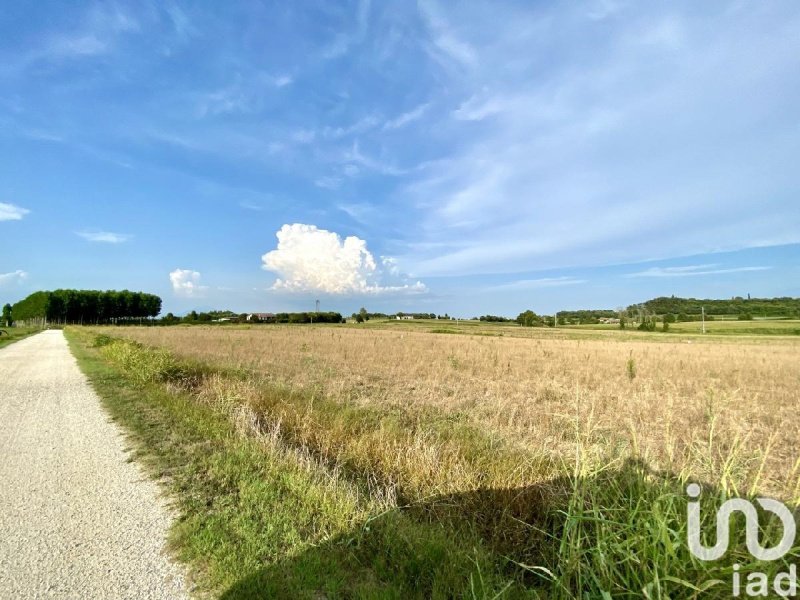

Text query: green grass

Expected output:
[0,326,41,349]
[66,329,522,599]
[668,319,800,336]
[366,317,800,341]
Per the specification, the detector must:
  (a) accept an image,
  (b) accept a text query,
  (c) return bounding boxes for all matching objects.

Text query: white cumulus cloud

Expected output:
[0,203,30,221]
[261,224,426,295]
[0,270,28,287]
[169,268,207,297]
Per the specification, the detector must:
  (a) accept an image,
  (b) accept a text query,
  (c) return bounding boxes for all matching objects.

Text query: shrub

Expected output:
[626,354,636,380]
[637,318,657,332]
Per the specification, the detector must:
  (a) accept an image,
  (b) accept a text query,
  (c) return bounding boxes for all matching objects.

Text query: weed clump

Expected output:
[626,353,636,381]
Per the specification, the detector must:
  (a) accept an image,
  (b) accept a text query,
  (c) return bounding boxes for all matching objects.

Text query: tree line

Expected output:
[272,311,343,324]
[11,289,162,325]
[512,296,800,327]
[162,310,345,324]
[631,296,800,318]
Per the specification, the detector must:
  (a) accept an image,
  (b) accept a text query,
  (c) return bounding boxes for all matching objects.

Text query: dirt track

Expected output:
[0,330,188,599]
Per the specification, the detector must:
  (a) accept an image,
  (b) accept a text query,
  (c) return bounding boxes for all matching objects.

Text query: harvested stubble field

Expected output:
[85,323,800,597]
[107,324,800,495]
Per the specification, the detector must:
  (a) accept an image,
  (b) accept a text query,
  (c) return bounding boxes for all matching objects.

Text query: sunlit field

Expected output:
[80,321,800,596]
[100,322,800,498]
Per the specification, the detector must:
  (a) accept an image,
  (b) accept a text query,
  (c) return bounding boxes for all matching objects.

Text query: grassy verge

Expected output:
[0,326,41,349]
[66,328,521,599]
[68,328,799,599]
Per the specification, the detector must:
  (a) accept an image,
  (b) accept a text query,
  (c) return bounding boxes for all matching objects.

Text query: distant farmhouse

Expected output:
[247,312,275,322]
[396,314,414,320]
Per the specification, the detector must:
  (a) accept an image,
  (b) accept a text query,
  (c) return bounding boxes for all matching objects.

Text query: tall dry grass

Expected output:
[106,324,800,497]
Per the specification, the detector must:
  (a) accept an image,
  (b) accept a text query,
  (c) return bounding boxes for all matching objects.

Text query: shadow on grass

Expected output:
[219,458,759,599]
[221,457,799,599]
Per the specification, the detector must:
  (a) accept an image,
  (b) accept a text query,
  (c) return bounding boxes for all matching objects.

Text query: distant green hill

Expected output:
[555,296,800,324]
[629,296,800,318]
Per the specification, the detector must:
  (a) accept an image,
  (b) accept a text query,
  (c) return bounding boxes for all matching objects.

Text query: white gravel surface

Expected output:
[0,330,189,599]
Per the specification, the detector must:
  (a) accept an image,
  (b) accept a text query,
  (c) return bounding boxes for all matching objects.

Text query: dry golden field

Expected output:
[104,323,800,499]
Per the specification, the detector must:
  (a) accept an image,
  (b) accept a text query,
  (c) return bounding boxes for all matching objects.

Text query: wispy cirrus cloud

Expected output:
[0,202,29,221]
[322,115,380,140]
[626,265,772,278]
[2,4,139,75]
[343,142,407,176]
[239,201,264,212]
[402,1,800,276]
[383,103,430,130]
[321,0,372,59]
[314,176,343,190]
[195,73,294,117]
[76,230,131,243]
[417,0,477,67]
[337,202,376,224]
[490,276,586,291]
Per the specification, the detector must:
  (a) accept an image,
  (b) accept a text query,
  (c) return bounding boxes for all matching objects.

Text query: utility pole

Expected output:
[311,299,320,325]
[701,306,706,334]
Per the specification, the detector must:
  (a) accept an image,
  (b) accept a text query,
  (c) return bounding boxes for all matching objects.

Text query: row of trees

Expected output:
[11,290,162,325]
[351,309,444,322]
[274,312,343,324]
[161,310,345,324]
[555,309,617,323]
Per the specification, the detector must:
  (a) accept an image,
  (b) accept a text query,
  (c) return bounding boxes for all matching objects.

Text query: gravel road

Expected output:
[0,330,189,599]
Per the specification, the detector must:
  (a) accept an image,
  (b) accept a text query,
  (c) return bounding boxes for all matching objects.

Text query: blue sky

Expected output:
[1,1,799,317]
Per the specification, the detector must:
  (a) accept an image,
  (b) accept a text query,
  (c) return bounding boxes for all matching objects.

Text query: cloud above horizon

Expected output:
[169,268,207,297]
[626,265,772,278]
[490,276,587,291]
[0,203,30,221]
[397,1,800,276]
[0,270,28,287]
[261,224,426,295]
[76,230,131,243]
